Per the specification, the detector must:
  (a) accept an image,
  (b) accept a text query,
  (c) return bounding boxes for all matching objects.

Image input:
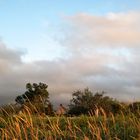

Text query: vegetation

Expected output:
[1,82,140,139]
[68,88,122,116]
[15,83,53,114]
[0,106,140,140]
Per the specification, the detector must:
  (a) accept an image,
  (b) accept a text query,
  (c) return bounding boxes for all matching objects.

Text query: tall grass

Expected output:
[0,106,140,140]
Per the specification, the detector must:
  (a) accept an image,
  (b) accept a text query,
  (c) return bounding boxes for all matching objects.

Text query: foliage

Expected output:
[15,82,52,114]
[128,102,140,116]
[1,85,140,139]
[0,106,140,140]
[0,104,20,117]
[15,83,49,104]
[68,106,88,116]
[68,88,122,116]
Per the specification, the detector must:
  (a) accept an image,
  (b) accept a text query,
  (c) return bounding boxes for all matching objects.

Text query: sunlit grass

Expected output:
[0,106,140,140]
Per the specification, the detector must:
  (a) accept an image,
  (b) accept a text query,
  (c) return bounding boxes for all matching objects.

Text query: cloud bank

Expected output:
[0,11,140,105]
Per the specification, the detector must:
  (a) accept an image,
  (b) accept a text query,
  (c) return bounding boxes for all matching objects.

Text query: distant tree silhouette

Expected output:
[68,88,122,116]
[68,88,94,115]
[15,82,52,114]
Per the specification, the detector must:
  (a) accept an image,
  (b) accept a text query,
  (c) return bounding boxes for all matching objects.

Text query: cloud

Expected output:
[61,11,140,100]
[64,11,140,50]
[0,11,140,106]
[0,41,23,73]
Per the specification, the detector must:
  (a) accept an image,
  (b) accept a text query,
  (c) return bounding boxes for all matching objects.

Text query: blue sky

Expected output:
[0,0,140,105]
[0,0,140,61]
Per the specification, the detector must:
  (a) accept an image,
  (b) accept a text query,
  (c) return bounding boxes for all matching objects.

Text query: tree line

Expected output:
[0,82,140,116]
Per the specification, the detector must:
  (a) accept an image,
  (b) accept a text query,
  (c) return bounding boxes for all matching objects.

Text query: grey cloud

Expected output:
[0,42,22,64]
[0,41,23,74]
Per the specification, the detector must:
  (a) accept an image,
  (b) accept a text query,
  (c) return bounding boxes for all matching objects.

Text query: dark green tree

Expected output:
[15,82,51,114]
[68,88,93,115]
[68,88,122,116]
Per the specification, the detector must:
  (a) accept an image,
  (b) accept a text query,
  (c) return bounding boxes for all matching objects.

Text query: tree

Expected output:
[68,88,93,115]
[15,82,51,114]
[68,88,122,116]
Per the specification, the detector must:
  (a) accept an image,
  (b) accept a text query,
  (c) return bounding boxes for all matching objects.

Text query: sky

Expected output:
[0,0,140,106]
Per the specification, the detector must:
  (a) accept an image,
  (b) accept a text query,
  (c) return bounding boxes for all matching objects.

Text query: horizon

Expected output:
[0,0,140,105]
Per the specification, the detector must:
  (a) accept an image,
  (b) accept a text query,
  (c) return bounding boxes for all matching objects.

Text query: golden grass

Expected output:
[0,106,140,140]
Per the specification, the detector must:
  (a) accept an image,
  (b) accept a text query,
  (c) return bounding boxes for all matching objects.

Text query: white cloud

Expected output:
[64,11,140,49]
[0,11,140,105]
